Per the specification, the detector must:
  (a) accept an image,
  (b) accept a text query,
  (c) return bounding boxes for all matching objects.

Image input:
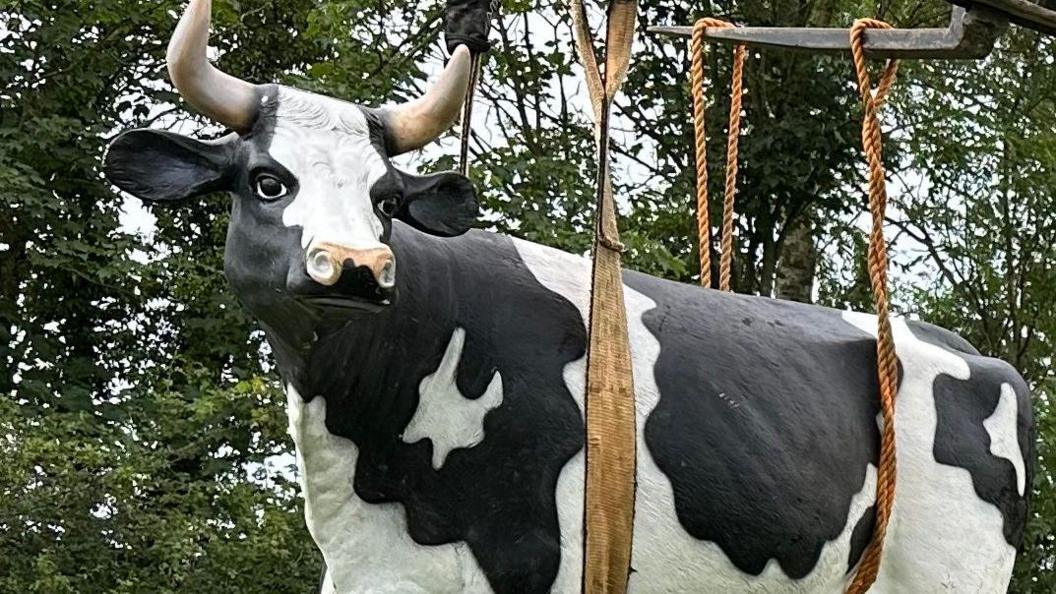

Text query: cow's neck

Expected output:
[269,223,478,446]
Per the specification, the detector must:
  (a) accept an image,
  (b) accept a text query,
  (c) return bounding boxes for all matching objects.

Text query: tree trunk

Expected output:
[775,210,817,303]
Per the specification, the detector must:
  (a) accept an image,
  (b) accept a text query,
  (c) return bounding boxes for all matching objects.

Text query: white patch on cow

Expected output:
[553,356,586,593]
[320,569,335,594]
[984,383,1026,496]
[286,386,492,593]
[271,87,388,251]
[515,237,1017,593]
[841,312,1017,592]
[402,328,504,469]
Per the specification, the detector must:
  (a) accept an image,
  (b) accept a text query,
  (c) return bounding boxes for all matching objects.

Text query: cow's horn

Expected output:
[167,0,258,132]
[386,45,473,155]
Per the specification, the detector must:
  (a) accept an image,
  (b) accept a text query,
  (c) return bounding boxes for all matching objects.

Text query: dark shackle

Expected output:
[444,0,496,54]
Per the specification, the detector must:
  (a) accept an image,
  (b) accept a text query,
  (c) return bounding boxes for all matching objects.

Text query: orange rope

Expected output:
[845,18,900,594]
[690,18,745,291]
[689,15,899,592]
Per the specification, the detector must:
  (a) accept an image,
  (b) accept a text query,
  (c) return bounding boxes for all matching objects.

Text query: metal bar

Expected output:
[648,6,1009,59]
[954,0,1056,35]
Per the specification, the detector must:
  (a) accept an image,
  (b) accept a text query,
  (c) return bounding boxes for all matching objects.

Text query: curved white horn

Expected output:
[167,0,258,132]
[386,45,473,155]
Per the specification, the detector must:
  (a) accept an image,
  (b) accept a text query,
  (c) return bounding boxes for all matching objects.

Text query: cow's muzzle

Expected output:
[305,241,396,290]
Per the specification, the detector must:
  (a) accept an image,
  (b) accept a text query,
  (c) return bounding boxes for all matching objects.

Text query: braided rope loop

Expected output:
[689,18,745,290]
[719,42,745,292]
[845,18,900,594]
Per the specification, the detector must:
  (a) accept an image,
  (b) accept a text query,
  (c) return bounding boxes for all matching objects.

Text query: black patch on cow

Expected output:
[623,272,888,579]
[395,171,479,237]
[847,505,875,573]
[360,108,480,238]
[285,226,585,594]
[104,129,238,203]
[909,324,1033,547]
[249,84,280,146]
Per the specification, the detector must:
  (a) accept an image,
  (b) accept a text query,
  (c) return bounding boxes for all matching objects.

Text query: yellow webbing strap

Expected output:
[569,1,638,592]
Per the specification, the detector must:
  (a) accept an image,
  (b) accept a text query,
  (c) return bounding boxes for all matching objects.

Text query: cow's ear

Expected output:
[104,129,236,203]
[397,170,479,237]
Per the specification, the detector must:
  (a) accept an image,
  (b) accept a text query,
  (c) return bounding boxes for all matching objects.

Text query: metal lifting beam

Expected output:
[649,1,1056,59]
[961,0,1056,36]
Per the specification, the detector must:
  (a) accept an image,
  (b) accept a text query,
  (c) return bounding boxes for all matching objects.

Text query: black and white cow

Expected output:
[104,1,1033,592]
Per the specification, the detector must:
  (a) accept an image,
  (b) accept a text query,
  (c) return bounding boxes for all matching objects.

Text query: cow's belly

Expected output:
[513,238,1020,593]
[285,387,491,594]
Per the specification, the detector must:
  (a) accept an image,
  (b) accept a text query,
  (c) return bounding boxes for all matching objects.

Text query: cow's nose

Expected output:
[305,241,396,289]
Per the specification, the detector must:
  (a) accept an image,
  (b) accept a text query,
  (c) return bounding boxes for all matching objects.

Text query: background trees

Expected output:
[1,0,1053,591]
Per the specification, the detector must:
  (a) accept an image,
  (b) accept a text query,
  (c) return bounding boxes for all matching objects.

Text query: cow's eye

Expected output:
[255,175,287,201]
[377,196,399,217]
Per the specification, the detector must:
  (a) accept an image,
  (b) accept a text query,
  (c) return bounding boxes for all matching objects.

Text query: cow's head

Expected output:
[104,0,478,323]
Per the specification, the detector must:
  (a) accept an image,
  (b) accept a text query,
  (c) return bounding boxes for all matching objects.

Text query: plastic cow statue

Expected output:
[103,1,1033,592]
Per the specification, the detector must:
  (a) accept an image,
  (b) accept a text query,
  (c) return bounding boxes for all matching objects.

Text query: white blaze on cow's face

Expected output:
[269,87,396,289]
[145,0,474,299]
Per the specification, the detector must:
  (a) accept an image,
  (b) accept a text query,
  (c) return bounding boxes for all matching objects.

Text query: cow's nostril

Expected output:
[378,258,396,289]
[306,247,340,286]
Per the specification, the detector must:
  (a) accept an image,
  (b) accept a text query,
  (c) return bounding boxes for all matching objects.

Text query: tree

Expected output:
[2,0,1054,590]
[2,1,329,591]
[884,29,1056,592]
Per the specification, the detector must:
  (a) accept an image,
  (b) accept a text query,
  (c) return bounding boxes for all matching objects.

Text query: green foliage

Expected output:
[2,0,1054,590]
[885,29,1056,592]
[1,1,328,591]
